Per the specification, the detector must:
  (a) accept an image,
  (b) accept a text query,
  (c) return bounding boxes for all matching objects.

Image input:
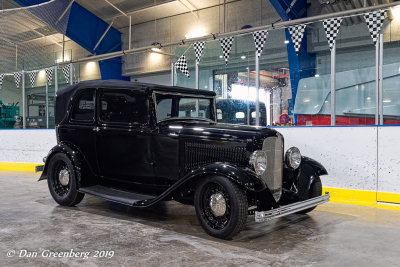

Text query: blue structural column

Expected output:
[14,0,128,80]
[269,0,315,121]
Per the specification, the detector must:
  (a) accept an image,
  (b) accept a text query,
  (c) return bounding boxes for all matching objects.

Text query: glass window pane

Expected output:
[99,91,149,124]
[71,89,95,122]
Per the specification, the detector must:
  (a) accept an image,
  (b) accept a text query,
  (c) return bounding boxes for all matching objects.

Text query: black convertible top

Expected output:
[55,80,216,125]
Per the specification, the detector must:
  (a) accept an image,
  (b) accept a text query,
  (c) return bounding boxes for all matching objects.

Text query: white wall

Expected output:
[0,129,56,164]
[1,126,399,196]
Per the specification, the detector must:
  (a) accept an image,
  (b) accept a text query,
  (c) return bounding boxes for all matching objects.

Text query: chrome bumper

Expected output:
[255,192,330,222]
[35,165,44,173]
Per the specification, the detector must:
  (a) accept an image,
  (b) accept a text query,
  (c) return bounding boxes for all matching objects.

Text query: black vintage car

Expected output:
[37,80,329,239]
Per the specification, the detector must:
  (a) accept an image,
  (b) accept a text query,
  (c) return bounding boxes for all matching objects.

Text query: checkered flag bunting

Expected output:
[219,37,234,64]
[45,67,53,85]
[288,24,306,54]
[28,71,36,87]
[193,42,206,63]
[13,72,22,88]
[364,10,387,46]
[0,74,4,90]
[323,17,343,51]
[62,64,71,84]
[175,55,190,78]
[253,30,268,58]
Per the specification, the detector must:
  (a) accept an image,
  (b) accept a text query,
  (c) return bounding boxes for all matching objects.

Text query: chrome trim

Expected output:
[255,192,330,222]
[262,135,284,202]
[209,193,227,217]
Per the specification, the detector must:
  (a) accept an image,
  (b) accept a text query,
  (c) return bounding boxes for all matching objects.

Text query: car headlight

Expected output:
[285,147,301,169]
[249,150,267,176]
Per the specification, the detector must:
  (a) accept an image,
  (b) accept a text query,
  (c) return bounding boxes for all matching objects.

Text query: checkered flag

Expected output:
[0,74,4,90]
[253,30,268,58]
[28,71,36,87]
[45,67,53,85]
[323,17,343,51]
[62,64,71,84]
[288,24,306,54]
[219,37,234,65]
[175,55,190,78]
[13,72,22,88]
[193,42,206,63]
[364,10,387,46]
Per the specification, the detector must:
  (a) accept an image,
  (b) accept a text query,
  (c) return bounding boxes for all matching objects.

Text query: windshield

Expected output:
[155,93,215,122]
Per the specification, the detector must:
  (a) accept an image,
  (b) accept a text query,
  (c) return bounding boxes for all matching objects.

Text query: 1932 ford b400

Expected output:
[37,80,329,239]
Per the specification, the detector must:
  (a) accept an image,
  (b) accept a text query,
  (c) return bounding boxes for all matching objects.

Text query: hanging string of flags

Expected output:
[0,63,72,89]
[173,8,389,78]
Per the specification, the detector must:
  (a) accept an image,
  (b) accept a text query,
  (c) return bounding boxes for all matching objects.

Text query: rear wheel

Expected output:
[297,176,322,214]
[47,153,84,206]
[194,176,248,239]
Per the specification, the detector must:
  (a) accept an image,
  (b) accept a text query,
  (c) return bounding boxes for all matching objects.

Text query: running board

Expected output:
[255,192,330,222]
[79,185,155,206]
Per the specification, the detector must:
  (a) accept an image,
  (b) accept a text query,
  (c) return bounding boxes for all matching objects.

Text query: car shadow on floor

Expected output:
[47,194,355,252]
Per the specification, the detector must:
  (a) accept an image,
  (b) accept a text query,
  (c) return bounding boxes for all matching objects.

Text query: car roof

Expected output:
[55,80,216,125]
[57,79,216,99]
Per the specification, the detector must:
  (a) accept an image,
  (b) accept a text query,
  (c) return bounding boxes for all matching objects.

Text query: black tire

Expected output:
[297,176,322,214]
[47,153,84,206]
[194,176,248,239]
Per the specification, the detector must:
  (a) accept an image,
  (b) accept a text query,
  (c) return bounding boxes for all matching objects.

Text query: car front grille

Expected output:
[184,141,248,173]
[261,135,284,202]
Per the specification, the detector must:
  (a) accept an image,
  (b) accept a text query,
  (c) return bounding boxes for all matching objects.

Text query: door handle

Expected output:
[93,127,100,132]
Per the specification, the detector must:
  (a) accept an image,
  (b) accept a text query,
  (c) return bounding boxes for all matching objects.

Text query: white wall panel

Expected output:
[377,126,400,194]
[273,126,378,191]
[0,129,56,164]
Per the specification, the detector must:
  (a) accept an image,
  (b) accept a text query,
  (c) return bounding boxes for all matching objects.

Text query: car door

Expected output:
[57,88,98,175]
[95,89,155,185]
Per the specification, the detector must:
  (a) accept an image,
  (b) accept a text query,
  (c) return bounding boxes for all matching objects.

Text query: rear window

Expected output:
[71,89,95,122]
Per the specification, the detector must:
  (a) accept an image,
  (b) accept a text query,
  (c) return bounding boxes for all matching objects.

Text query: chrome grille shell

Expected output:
[261,134,284,201]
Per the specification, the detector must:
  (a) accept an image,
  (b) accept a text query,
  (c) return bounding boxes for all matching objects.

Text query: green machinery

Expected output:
[0,100,20,128]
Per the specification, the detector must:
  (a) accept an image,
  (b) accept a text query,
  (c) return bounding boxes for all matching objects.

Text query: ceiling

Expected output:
[75,0,225,29]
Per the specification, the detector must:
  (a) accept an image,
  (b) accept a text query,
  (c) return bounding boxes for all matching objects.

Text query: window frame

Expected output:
[97,88,150,127]
[69,88,96,125]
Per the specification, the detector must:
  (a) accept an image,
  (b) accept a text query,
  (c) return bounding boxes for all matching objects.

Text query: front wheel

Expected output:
[194,176,248,239]
[47,153,84,206]
[297,176,322,214]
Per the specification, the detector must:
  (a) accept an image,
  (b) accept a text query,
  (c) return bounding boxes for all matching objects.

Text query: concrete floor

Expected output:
[1,172,400,267]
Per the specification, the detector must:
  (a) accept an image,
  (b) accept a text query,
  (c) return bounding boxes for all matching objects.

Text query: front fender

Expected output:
[183,163,266,192]
[38,142,88,183]
[301,156,328,176]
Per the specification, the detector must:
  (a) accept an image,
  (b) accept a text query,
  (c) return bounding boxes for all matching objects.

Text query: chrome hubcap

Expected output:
[209,193,226,217]
[58,169,70,186]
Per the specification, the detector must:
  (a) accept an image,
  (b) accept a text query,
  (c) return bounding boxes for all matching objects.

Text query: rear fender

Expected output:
[38,142,91,186]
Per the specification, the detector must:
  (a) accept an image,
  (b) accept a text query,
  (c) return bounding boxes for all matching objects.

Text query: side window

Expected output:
[99,90,149,125]
[156,98,173,121]
[71,89,95,122]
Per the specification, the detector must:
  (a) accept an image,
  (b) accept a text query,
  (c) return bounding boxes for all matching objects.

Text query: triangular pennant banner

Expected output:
[364,10,387,46]
[45,67,53,85]
[219,37,234,65]
[253,30,268,58]
[62,64,71,84]
[175,55,190,78]
[28,71,36,87]
[288,24,306,54]
[0,74,4,90]
[193,42,206,63]
[13,72,22,88]
[323,17,343,51]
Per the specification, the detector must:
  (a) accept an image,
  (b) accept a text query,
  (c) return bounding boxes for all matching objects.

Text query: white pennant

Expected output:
[45,68,53,85]
[253,30,268,58]
[219,37,234,65]
[175,55,190,78]
[323,17,343,51]
[0,74,4,90]
[28,71,37,87]
[364,10,387,46]
[193,42,206,63]
[288,24,306,54]
[13,72,22,88]
[62,64,71,84]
